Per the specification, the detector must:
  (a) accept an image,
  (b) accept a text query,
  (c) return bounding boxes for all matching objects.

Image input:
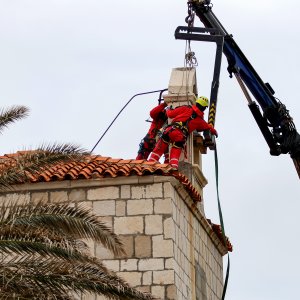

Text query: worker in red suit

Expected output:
[148,96,218,169]
[136,102,169,161]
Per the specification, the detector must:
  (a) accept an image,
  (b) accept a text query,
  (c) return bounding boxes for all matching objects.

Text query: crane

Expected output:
[175,0,300,178]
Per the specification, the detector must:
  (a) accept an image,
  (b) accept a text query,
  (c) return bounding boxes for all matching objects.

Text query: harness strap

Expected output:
[173,122,189,137]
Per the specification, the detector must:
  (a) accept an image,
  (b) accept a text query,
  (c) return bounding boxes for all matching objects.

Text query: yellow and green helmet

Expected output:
[196,96,209,107]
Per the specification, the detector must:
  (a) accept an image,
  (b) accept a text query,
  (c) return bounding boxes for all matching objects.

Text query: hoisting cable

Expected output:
[91,89,167,152]
[214,144,230,300]
[183,1,198,106]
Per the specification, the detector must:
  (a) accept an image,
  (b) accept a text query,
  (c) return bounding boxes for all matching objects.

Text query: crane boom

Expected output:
[186,0,300,177]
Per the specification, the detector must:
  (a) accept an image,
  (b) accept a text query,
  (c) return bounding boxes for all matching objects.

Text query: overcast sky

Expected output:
[0,1,299,299]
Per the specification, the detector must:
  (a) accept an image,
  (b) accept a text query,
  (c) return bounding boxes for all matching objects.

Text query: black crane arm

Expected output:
[187,0,300,177]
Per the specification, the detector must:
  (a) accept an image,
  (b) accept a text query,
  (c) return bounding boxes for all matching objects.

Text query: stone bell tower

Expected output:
[163,67,208,209]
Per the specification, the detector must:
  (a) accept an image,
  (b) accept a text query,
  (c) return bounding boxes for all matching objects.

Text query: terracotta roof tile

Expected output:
[2,153,201,203]
[207,219,233,252]
[1,151,232,252]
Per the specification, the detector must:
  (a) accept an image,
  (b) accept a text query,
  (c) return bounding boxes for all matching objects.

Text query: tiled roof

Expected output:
[0,153,202,203]
[208,219,233,252]
[0,152,232,252]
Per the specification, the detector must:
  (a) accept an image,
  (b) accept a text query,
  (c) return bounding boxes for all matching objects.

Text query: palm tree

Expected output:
[0,202,153,300]
[0,106,155,300]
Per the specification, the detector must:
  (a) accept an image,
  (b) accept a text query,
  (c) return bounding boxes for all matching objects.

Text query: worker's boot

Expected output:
[148,139,168,163]
[169,146,182,170]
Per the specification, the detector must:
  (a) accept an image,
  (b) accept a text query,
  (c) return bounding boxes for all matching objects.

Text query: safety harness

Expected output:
[162,108,198,148]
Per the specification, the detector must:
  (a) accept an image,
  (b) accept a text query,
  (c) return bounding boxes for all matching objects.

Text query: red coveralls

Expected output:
[136,102,168,160]
[148,105,217,169]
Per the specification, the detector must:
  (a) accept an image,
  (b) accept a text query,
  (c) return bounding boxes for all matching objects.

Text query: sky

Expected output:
[0,1,299,299]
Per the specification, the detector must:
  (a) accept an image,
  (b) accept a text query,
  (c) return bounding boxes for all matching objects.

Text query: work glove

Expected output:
[209,125,218,137]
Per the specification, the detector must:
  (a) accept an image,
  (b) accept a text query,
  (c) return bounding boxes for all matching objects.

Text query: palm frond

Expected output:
[0,143,90,190]
[0,258,155,300]
[0,201,124,256]
[0,106,29,134]
[2,202,124,256]
[0,238,84,262]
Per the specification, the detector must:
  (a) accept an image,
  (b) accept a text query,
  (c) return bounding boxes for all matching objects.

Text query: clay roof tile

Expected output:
[0,151,231,252]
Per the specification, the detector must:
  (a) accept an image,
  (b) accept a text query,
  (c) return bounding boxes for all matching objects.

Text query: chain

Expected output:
[185,2,195,27]
[184,2,198,68]
[185,50,198,67]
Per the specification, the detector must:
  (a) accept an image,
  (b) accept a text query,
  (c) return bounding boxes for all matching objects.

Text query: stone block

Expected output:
[163,182,175,198]
[164,217,175,239]
[121,185,131,199]
[117,271,142,287]
[146,183,163,198]
[78,201,93,209]
[95,243,114,260]
[153,270,175,285]
[131,185,146,199]
[142,271,152,285]
[119,235,134,258]
[114,217,143,235]
[99,216,113,229]
[31,192,48,204]
[179,213,185,231]
[167,285,177,300]
[93,200,115,216]
[136,286,151,293]
[154,198,173,215]
[127,199,153,215]
[166,67,197,96]
[6,193,30,205]
[131,183,163,199]
[69,189,86,202]
[102,260,120,272]
[120,259,138,271]
[0,196,6,206]
[87,187,119,200]
[151,285,165,299]
[116,200,126,216]
[135,235,151,258]
[153,235,174,258]
[145,215,163,235]
[50,191,68,203]
[165,258,175,270]
[138,258,164,271]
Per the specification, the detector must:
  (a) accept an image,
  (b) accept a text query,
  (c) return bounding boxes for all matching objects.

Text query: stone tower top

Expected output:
[163,67,198,107]
[163,67,207,207]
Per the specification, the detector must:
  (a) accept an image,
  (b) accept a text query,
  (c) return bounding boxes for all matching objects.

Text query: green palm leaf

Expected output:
[1,202,124,256]
[0,258,155,300]
[0,143,90,190]
[0,106,29,134]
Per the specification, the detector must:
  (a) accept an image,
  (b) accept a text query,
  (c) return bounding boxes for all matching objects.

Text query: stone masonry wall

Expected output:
[1,176,226,300]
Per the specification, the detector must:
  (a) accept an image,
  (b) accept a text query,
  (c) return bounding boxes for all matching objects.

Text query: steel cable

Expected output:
[91,89,167,152]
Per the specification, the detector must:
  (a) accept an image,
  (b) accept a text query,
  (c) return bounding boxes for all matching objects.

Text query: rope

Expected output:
[175,2,198,108]
[91,89,167,152]
[214,144,230,300]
